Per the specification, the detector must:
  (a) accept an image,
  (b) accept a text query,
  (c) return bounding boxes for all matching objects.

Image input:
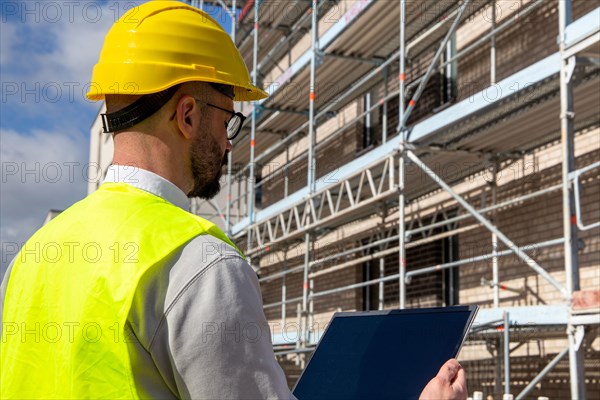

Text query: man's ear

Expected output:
[175,96,200,139]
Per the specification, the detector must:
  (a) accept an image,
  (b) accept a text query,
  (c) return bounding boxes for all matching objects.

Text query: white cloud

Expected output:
[0,2,150,279]
[0,128,89,277]
[1,1,117,115]
[0,20,17,67]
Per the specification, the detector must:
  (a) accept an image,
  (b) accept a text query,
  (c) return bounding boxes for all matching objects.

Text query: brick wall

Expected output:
[258,101,361,207]
[456,0,598,101]
[260,125,360,207]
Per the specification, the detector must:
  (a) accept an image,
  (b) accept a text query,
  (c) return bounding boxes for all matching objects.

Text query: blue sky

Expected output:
[0,0,236,277]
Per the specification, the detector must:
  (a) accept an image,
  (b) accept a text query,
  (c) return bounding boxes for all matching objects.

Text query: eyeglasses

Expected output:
[194,99,246,141]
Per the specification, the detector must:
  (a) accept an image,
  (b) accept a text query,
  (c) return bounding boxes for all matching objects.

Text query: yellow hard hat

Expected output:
[86,0,267,102]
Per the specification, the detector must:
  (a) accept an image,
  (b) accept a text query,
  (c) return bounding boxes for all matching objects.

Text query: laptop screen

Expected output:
[292,305,478,400]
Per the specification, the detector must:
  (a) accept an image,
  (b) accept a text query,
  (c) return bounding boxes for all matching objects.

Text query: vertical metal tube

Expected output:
[445,38,452,99]
[448,227,455,305]
[302,0,318,346]
[398,0,407,310]
[247,0,259,251]
[284,148,289,197]
[495,338,502,397]
[231,0,236,36]
[398,0,406,127]
[492,165,499,307]
[237,177,242,224]
[365,262,371,310]
[559,1,585,399]
[503,311,510,396]
[307,0,317,195]
[225,0,237,234]
[309,278,314,341]
[296,303,302,367]
[559,0,578,297]
[450,32,457,96]
[379,257,384,310]
[382,68,388,143]
[282,258,287,325]
[302,223,311,346]
[365,92,371,147]
[399,149,406,310]
[491,1,496,84]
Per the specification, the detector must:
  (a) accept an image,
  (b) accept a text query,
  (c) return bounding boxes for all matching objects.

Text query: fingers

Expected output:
[451,365,468,397]
[437,359,461,383]
[420,360,467,400]
[452,364,465,384]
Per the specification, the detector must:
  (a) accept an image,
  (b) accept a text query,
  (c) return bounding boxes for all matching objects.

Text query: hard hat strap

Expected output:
[101,85,180,133]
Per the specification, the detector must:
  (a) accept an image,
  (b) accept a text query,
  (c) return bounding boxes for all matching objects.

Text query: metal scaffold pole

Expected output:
[382,67,388,143]
[491,164,500,308]
[397,0,407,310]
[490,0,497,85]
[226,0,237,235]
[302,0,318,348]
[503,311,511,396]
[558,1,586,399]
[516,347,569,400]
[247,0,259,253]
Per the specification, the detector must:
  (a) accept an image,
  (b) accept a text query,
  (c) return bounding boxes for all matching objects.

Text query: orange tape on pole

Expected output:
[250,139,256,147]
[399,73,406,81]
[309,92,316,101]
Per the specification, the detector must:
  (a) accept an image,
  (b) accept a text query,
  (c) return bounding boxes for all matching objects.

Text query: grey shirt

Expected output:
[1,165,295,400]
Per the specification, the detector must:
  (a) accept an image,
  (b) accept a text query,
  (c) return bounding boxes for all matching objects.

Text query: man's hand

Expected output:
[419,359,467,400]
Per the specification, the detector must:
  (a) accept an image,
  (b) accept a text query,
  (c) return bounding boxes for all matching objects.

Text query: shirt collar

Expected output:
[103,165,190,211]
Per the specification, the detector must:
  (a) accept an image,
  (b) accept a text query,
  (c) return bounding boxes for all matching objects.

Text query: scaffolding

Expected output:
[191,1,600,398]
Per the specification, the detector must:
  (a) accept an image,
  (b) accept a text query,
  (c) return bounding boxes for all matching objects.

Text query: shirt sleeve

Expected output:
[147,251,297,400]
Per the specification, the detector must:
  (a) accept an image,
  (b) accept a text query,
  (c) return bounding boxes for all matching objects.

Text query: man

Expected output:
[1,1,467,399]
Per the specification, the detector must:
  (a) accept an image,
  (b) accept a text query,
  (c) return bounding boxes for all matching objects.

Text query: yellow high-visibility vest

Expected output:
[1,182,240,399]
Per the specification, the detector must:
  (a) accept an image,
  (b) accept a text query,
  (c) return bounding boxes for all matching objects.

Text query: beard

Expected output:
[188,126,228,200]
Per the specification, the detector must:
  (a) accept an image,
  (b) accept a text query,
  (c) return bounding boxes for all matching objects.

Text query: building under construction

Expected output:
[90,0,600,398]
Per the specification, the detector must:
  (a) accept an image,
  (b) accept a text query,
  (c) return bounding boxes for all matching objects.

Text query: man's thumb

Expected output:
[437,359,461,382]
